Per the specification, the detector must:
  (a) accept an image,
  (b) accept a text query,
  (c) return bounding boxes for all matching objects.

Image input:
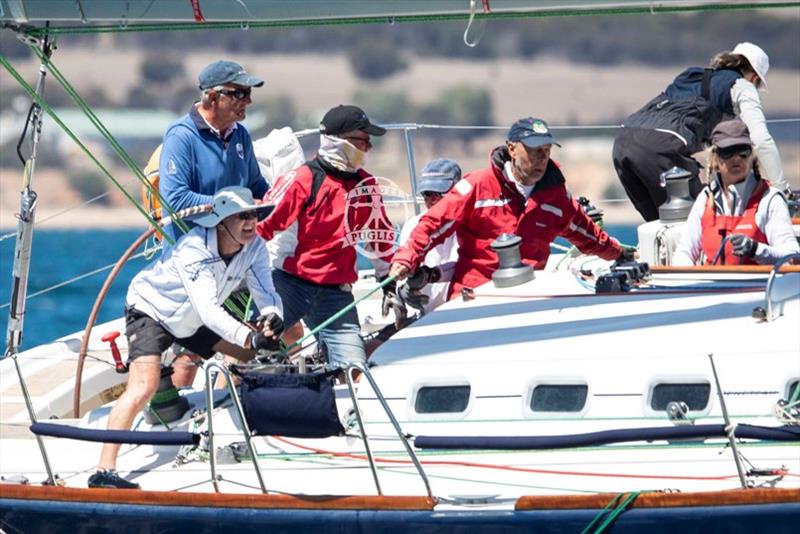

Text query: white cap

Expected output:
[731,42,769,90]
[192,186,272,227]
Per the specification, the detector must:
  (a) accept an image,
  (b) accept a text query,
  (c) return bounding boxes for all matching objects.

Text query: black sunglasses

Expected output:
[422,191,443,200]
[717,145,752,161]
[236,210,258,220]
[216,87,251,100]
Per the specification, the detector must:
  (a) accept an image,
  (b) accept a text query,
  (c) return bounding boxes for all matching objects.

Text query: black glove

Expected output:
[251,330,281,352]
[730,234,757,258]
[256,312,284,337]
[398,284,430,314]
[616,245,637,263]
[406,266,441,291]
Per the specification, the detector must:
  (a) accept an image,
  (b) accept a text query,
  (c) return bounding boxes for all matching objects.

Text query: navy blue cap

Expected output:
[198,60,264,90]
[418,159,462,193]
[507,117,560,148]
[320,105,386,136]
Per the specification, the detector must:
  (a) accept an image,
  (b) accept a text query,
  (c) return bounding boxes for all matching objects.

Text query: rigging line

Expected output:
[25,46,187,238]
[20,2,800,36]
[271,436,756,481]
[0,192,112,243]
[0,249,150,310]
[0,54,162,239]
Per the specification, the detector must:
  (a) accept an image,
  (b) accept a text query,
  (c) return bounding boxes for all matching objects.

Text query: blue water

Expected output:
[0,225,638,351]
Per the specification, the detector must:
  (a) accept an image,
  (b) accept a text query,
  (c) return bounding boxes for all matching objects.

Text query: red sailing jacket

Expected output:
[257,158,393,285]
[393,147,622,297]
[700,180,769,265]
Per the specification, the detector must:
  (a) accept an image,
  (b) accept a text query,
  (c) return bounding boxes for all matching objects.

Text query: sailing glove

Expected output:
[616,245,637,263]
[730,234,758,258]
[398,284,429,314]
[251,331,281,352]
[256,312,284,337]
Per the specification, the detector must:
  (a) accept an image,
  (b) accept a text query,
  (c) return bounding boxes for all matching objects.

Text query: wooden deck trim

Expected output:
[514,487,800,510]
[0,485,435,511]
[2,485,797,512]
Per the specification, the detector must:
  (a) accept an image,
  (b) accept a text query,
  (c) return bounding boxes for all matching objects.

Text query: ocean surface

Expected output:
[0,225,638,351]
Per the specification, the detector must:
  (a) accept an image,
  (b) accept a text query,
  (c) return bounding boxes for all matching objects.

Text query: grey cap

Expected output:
[192,186,273,227]
[198,60,264,90]
[711,118,752,149]
[418,158,462,194]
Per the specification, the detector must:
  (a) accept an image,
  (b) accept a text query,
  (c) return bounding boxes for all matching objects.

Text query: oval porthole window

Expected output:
[414,385,471,414]
[650,383,710,411]
[530,384,588,412]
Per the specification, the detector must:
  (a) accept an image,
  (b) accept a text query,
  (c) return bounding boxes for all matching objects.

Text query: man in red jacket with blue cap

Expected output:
[390,117,632,296]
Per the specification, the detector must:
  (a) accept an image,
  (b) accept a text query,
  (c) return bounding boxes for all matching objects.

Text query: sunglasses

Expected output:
[215,87,252,100]
[422,191,443,200]
[236,211,258,220]
[717,145,752,161]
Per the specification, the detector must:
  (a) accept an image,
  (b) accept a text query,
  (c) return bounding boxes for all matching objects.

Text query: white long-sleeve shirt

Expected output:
[399,212,459,312]
[731,78,787,192]
[673,173,799,266]
[127,226,282,347]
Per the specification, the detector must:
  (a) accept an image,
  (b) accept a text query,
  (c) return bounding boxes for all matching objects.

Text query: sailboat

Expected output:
[1,1,799,532]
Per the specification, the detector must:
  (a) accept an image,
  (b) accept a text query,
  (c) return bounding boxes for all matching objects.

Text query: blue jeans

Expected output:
[272,269,365,368]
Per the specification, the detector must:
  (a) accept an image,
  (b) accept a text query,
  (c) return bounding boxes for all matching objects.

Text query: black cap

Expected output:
[319,105,386,137]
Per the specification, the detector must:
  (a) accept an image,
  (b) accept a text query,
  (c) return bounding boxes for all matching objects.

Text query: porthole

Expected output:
[414,385,471,414]
[650,383,710,411]
[530,384,588,412]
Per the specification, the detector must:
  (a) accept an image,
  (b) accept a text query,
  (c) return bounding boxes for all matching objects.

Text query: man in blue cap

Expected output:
[159,60,269,243]
[154,60,269,386]
[396,158,462,313]
[391,117,631,296]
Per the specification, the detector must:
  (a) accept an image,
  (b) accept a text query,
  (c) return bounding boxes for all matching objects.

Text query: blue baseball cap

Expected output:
[507,117,561,148]
[198,60,264,90]
[418,158,462,194]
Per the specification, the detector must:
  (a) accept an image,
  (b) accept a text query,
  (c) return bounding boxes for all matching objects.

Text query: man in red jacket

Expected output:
[390,117,632,297]
[257,105,393,368]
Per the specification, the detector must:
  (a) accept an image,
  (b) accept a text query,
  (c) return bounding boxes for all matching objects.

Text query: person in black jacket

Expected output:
[612,42,786,222]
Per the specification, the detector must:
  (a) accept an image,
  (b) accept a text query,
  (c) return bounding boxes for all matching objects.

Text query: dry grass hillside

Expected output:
[1,46,799,229]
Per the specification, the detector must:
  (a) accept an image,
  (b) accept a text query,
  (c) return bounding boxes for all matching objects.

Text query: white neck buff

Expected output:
[318,134,366,172]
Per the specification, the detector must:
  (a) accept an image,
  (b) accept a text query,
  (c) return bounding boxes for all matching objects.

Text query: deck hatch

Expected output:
[529,385,588,412]
[414,385,471,414]
[650,383,711,411]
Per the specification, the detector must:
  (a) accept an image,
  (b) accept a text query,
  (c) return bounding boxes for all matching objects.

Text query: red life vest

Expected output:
[700,180,769,265]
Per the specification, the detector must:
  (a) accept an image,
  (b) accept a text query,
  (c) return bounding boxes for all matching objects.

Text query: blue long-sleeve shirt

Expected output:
[159,104,268,241]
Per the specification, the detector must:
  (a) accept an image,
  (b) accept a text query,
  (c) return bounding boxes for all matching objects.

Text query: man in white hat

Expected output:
[613,42,787,222]
[89,186,283,490]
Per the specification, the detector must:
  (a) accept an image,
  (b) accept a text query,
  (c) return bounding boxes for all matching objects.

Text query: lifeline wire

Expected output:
[15,2,800,37]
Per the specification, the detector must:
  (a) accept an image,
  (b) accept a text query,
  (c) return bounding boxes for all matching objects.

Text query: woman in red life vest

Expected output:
[673,118,798,266]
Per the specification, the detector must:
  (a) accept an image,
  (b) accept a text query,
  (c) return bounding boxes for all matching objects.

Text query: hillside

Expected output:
[1,46,799,229]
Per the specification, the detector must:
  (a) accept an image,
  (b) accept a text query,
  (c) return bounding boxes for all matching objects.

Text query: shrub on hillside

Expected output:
[347,36,408,80]
[140,55,186,85]
[67,171,109,204]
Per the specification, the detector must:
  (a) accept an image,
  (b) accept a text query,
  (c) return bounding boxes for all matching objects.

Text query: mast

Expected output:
[3,26,57,485]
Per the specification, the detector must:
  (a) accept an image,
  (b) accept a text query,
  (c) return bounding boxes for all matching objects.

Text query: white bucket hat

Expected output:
[731,42,769,90]
[192,186,273,228]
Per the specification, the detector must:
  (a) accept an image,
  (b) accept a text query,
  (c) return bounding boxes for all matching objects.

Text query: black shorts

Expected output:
[124,307,221,362]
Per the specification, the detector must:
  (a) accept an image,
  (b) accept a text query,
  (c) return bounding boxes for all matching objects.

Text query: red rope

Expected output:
[189,0,206,22]
[272,436,793,482]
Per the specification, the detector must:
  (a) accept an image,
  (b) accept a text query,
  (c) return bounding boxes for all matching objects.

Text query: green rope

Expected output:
[0,52,163,237]
[21,3,800,37]
[284,275,397,355]
[789,381,800,404]
[26,45,188,238]
[580,491,643,534]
